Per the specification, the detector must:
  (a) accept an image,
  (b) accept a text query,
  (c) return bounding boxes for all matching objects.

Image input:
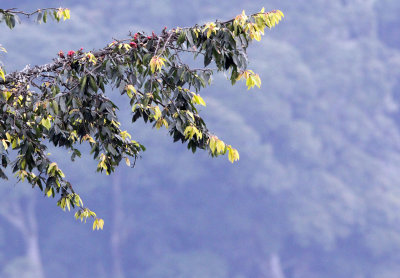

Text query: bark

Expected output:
[110,171,127,278]
[0,194,45,278]
[269,253,285,278]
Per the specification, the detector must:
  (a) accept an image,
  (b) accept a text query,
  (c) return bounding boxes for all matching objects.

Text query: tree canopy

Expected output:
[0,7,284,229]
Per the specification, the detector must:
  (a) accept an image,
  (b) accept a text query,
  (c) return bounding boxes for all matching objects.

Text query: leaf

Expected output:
[192,94,206,106]
[63,9,71,21]
[227,146,240,163]
[66,198,71,211]
[89,75,98,92]
[177,31,186,45]
[36,11,42,23]
[155,119,163,130]
[186,30,194,46]
[52,100,59,114]
[46,187,53,198]
[143,53,152,65]
[41,117,51,130]
[149,56,166,73]
[125,84,136,98]
[184,125,201,140]
[1,140,8,151]
[0,168,8,180]
[11,139,18,149]
[98,219,104,230]
[215,139,225,153]
[153,106,162,120]
[80,76,87,92]
[93,218,104,230]
[47,162,57,175]
[162,119,169,129]
[204,52,212,67]
[92,219,98,230]
[209,136,216,154]
[0,67,5,81]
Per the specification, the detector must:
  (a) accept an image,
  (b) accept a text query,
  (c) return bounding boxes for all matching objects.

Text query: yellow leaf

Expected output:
[162,119,169,129]
[238,70,261,90]
[41,117,51,130]
[2,139,8,150]
[125,84,137,98]
[246,76,254,90]
[215,139,225,153]
[63,8,71,21]
[203,22,218,38]
[0,68,5,81]
[66,198,71,211]
[153,106,162,120]
[209,136,216,153]
[155,119,163,130]
[82,134,96,144]
[184,126,194,139]
[84,52,97,65]
[47,162,57,175]
[93,219,98,230]
[11,138,17,149]
[98,219,104,230]
[149,56,166,73]
[123,43,131,51]
[74,194,83,207]
[46,187,53,197]
[192,94,206,106]
[58,169,65,178]
[56,8,63,20]
[124,157,131,166]
[254,74,262,88]
[120,130,132,141]
[185,111,195,122]
[228,146,240,163]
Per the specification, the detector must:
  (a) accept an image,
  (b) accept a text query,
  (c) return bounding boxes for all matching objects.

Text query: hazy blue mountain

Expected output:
[1,0,400,277]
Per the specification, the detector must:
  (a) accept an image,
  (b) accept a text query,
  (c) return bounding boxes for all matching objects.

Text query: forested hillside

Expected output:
[1,0,400,277]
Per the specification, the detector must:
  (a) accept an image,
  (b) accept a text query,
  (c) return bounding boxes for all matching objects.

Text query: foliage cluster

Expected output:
[0,7,283,228]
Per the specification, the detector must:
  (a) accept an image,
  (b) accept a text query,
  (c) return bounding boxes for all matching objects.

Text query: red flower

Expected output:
[147,36,151,40]
[67,50,75,57]
[133,33,138,40]
[58,51,65,58]
[130,42,137,48]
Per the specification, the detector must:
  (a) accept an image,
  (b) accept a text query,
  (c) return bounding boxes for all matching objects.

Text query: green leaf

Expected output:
[0,168,8,180]
[89,75,98,92]
[52,100,59,114]
[177,31,186,45]
[80,76,87,92]
[143,53,152,65]
[186,30,194,46]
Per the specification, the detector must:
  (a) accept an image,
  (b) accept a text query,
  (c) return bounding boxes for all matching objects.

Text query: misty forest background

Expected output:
[1,0,400,277]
